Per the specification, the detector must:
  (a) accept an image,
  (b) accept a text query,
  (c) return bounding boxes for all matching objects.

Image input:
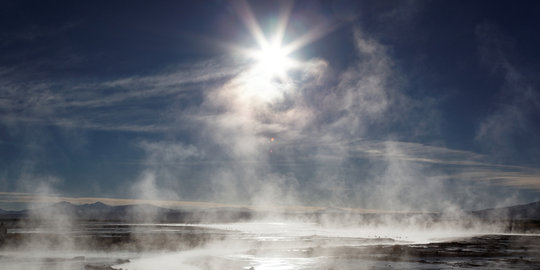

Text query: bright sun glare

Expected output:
[241,38,296,101]
[253,41,293,78]
[233,1,333,101]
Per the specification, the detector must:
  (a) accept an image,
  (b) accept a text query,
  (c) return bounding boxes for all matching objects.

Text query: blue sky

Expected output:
[1,0,539,211]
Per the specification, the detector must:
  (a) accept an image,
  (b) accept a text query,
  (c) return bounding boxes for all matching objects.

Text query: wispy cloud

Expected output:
[268,136,540,191]
[350,140,540,191]
[0,56,243,132]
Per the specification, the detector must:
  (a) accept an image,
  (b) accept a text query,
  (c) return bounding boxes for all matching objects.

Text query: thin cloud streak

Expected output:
[290,138,540,190]
[0,57,242,132]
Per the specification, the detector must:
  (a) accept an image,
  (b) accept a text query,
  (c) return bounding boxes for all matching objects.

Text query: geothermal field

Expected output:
[1,202,540,270]
[2,1,540,270]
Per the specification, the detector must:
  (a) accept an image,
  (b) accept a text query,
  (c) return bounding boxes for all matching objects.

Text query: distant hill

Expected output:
[0,208,21,219]
[1,200,539,223]
[472,201,540,220]
[0,201,253,223]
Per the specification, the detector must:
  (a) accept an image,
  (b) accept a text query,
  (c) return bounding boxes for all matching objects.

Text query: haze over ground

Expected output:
[1,0,539,211]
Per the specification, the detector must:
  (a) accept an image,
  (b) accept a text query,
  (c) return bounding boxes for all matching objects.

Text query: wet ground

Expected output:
[1,222,539,269]
[315,234,540,269]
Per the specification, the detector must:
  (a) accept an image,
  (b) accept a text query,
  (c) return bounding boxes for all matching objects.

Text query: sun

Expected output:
[233,0,334,77]
[229,1,335,101]
[238,38,296,102]
[252,40,293,79]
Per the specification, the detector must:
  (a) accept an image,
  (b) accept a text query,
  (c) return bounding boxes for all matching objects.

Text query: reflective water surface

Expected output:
[1,222,540,270]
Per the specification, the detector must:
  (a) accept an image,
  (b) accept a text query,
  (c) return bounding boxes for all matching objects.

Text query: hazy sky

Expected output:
[1,0,539,211]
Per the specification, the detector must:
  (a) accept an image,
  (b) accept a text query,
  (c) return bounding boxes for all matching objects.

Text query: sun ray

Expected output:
[233,0,269,49]
[232,0,340,70]
[273,1,294,47]
[227,0,340,102]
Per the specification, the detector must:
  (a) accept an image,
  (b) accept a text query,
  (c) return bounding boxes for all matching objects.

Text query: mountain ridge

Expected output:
[0,200,539,222]
[0,201,252,223]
